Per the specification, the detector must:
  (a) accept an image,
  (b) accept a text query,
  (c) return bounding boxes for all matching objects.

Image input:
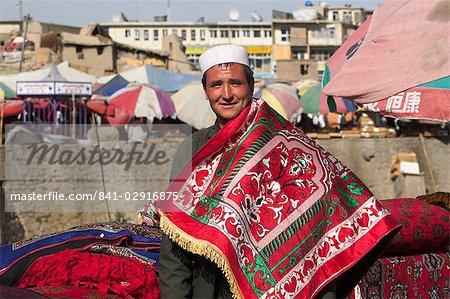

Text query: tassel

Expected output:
[160,212,243,299]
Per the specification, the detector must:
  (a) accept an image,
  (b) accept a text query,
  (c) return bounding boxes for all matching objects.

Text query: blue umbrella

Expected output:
[94,74,129,97]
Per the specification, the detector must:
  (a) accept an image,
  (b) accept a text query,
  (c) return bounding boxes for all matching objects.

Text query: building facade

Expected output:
[101,4,368,81]
[100,21,273,73]
[59,32,115,76]
[326,5,369,26]
[272,19,356,81]
[272,4,367,81]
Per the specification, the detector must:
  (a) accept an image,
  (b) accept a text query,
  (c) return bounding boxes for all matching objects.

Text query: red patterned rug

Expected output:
[143,99,400,298]
[353,252,449,299]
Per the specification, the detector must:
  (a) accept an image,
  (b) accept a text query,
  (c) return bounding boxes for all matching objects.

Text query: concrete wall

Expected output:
[276,59,318,81]
[62,45,114,76]
[316,137,450,199]
[162,35,193,73]
[0,139,179,244]
[1,137,448,244]
[27,22,80,50]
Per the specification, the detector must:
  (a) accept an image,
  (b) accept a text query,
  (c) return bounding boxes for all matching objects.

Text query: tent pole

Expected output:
[52,98,57,135]
[18,14,30,73]
[72,93,76,138]
[0,96,4,145]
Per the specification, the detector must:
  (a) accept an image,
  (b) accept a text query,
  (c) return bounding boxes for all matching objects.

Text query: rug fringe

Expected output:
[160,212,243,299]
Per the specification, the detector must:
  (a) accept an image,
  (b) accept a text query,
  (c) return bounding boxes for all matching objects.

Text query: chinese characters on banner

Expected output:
[363,91,421,114]
[360,87,450,121]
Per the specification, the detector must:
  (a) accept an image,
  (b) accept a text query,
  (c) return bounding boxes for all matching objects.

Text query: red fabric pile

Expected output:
[14,249,160,299]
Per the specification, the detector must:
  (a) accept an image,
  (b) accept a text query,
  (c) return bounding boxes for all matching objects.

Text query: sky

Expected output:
[0,0,382,27]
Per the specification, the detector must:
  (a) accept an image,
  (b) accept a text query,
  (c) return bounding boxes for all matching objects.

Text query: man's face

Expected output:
[204,63,254,127]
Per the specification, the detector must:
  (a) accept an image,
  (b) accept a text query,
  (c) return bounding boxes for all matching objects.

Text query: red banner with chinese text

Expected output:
[362,87,450,122]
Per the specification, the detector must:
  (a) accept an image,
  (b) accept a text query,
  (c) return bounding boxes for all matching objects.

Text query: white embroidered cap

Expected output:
[199,44,250,75]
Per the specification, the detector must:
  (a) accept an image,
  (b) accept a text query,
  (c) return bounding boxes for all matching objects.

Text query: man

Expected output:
[145,44,399,299]
[160,44,253,298]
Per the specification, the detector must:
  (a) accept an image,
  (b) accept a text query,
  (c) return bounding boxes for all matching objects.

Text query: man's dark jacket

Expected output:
[159,122,232,299]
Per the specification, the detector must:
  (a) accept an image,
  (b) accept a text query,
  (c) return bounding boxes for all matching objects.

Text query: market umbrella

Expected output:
[322,0,450,121]
[0,85,19,144]
[42,63,67,81]
[0,82,16,99]
[0,62,97,93]
[94,74,129,97]
[85,100,115,116]
[171,82,216,130]
[0,100,23,117]
[254,82,302,120]
[299,83,356,115]
[98,64,201,93]
[106,83,176,121]
[293,79,320,98]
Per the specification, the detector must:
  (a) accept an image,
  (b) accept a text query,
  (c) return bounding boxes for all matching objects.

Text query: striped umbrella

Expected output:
[300,83,356,115]
[254,82,302,120]
[0,82,15,100]
[106,83,175,121]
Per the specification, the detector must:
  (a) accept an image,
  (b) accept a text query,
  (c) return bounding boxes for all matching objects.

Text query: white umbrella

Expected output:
[12,36,24,43]
[172,82,216,130]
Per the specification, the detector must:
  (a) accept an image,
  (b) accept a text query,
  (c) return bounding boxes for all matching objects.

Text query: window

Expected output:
[125,29,131,38]
[172,29,177,36]
[191,29,196,41]
[312,28,327,39]
[187,55,201,71]
[333,11,339,21]
[144,30,149,41]
[311,51,331,61]
[329,28,335,39]
[256,59,262,68]
[231,30,239,38]
[210,30,217,38]
[134,29,140,41]
[220,30,229,38]
[280,28,290,42]
[264,30,271,38]
[242,30,250,37]
[293,50,305,59]
[181,29,186,41]
[162,29,168,37]
[343,11,352,24]
[300,64,309,75]
[318,70,324,81]
[249,55,271,71]
[200,30,205,40]
[354,11,361,24]
[153,29,159,41]
[76,46,84,59]
[253,30,261,38]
